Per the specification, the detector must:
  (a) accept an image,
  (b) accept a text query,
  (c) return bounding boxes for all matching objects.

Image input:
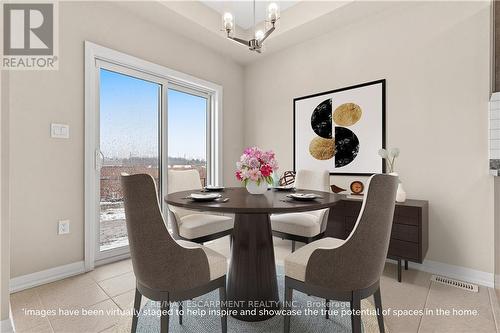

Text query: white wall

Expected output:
[8,1,244,277]
[244,1,493,273]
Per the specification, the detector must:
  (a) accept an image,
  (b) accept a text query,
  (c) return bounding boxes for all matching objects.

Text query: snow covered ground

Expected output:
[100,202,128,251]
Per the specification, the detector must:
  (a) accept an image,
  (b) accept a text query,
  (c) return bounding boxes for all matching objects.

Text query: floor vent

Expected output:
[431,275,478,292]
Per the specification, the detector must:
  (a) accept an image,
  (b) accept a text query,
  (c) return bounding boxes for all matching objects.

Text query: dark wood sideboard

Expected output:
[325,198,429,282]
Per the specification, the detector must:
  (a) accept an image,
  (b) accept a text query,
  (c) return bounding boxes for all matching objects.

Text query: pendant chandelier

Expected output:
[222,1,280,53]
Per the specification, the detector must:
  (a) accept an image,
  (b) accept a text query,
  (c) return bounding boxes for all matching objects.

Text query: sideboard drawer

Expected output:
[394,214,419,226]
[391,224,419,243]
[388,239,419,261]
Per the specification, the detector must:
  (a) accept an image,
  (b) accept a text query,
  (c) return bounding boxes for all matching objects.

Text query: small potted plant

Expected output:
[378,147,406,202]
[236,147,279,194]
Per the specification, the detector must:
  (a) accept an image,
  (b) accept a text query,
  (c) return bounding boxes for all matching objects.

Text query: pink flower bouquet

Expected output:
[235,146,278,186]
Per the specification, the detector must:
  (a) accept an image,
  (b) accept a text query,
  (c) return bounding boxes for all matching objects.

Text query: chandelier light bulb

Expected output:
[223,12,233,23]
[223,12,234,32]
[267,3,279,22]
[255,30,264,41]
[224,20,234,31]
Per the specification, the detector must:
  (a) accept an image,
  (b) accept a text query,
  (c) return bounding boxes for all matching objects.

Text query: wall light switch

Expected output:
[58,220,70,235]
[51,123,69,139]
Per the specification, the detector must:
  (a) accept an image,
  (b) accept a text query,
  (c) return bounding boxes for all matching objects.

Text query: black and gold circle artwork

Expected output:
[310,99,332,139]
[335,127,359,167]
[309,137,335,160]
[334,103,362,126]
[308,99,362,168]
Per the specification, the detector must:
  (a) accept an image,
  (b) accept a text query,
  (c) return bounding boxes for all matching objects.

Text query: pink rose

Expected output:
[260,164,272,177]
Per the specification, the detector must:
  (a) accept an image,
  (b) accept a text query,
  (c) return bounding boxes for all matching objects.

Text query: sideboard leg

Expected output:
[397,259,402,282]
[404,260,408,271]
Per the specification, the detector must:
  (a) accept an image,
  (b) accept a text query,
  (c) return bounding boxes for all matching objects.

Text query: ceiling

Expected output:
[201,1,299,30]
[116,1,407,66]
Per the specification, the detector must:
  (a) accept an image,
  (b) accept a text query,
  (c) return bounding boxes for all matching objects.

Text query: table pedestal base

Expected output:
[227,213,280,321]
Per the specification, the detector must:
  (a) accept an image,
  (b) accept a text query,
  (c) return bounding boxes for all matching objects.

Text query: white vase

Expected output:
[396,183,407,202]
[389,172,407,202]
[246,180,268,195]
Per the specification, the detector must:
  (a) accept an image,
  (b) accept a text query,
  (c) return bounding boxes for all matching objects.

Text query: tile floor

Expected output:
[9,237,500,333]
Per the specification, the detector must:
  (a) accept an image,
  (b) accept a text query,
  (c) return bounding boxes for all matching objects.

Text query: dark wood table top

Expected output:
[165,187,342,214]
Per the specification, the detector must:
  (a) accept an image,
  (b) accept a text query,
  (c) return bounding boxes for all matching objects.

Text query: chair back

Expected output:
[121,174,210,292]
[167,169,203,221]
[294,169,330,192]
[295,169,331,231]
[168,169,202,193]
[305,174,398,291]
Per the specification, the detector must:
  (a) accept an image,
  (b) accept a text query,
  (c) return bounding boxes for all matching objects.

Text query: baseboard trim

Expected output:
[8,257,495,294]
[95,252,130,268]
[388,259,494,288]
[9,261,85,293]
[1,317,14,333]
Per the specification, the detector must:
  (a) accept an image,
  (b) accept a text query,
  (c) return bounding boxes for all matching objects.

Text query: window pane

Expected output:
[99,69,160,252]
[168,88,208,186]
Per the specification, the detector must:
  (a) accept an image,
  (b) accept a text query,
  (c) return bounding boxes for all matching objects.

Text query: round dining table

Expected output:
[166,187,341,321]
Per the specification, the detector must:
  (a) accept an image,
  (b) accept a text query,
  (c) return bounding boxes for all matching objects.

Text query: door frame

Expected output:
[84,41,223,270]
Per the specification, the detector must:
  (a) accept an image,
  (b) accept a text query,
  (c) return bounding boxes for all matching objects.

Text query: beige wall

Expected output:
[1,71,11,322]
[8,1,244,277]
[5,0,495,279]
[244,1,493,273]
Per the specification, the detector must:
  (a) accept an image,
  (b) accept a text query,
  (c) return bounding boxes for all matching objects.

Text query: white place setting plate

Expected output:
[272,185,295,191]
[188,193,222,201]
[287,193,322,201]
[204,185,225,191]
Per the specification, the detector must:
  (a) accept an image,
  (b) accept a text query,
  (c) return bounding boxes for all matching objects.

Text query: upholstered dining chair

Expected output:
[271,169,330,252]
[167,169,233,243]
[283,174,398,333]
[121,174,228,333]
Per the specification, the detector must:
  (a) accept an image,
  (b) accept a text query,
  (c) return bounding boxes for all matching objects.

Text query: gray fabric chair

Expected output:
[121,174,228,333]
[283,174,398,333]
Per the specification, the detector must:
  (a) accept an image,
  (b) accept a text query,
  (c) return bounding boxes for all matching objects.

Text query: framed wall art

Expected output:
[293,79,386,175]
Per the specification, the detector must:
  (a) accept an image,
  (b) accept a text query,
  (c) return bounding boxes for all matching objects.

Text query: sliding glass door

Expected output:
[85,44,222,267]
[98,68,162,254]
[96,65,165,261]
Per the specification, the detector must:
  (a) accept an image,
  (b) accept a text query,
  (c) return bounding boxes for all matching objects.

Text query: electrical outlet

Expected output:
[58,220,70,235]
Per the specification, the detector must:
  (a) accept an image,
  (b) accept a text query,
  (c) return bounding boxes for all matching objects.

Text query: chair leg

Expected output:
[219,285,227,333]
[350,292,361,333]
[374,288,385,333]
[291,240,296,252]
[160,300,170,333]
[397,259,402,282]
[178,302,183,325]
[131,288,141,333]
[325,299,330,319]
[284,282,293,333]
